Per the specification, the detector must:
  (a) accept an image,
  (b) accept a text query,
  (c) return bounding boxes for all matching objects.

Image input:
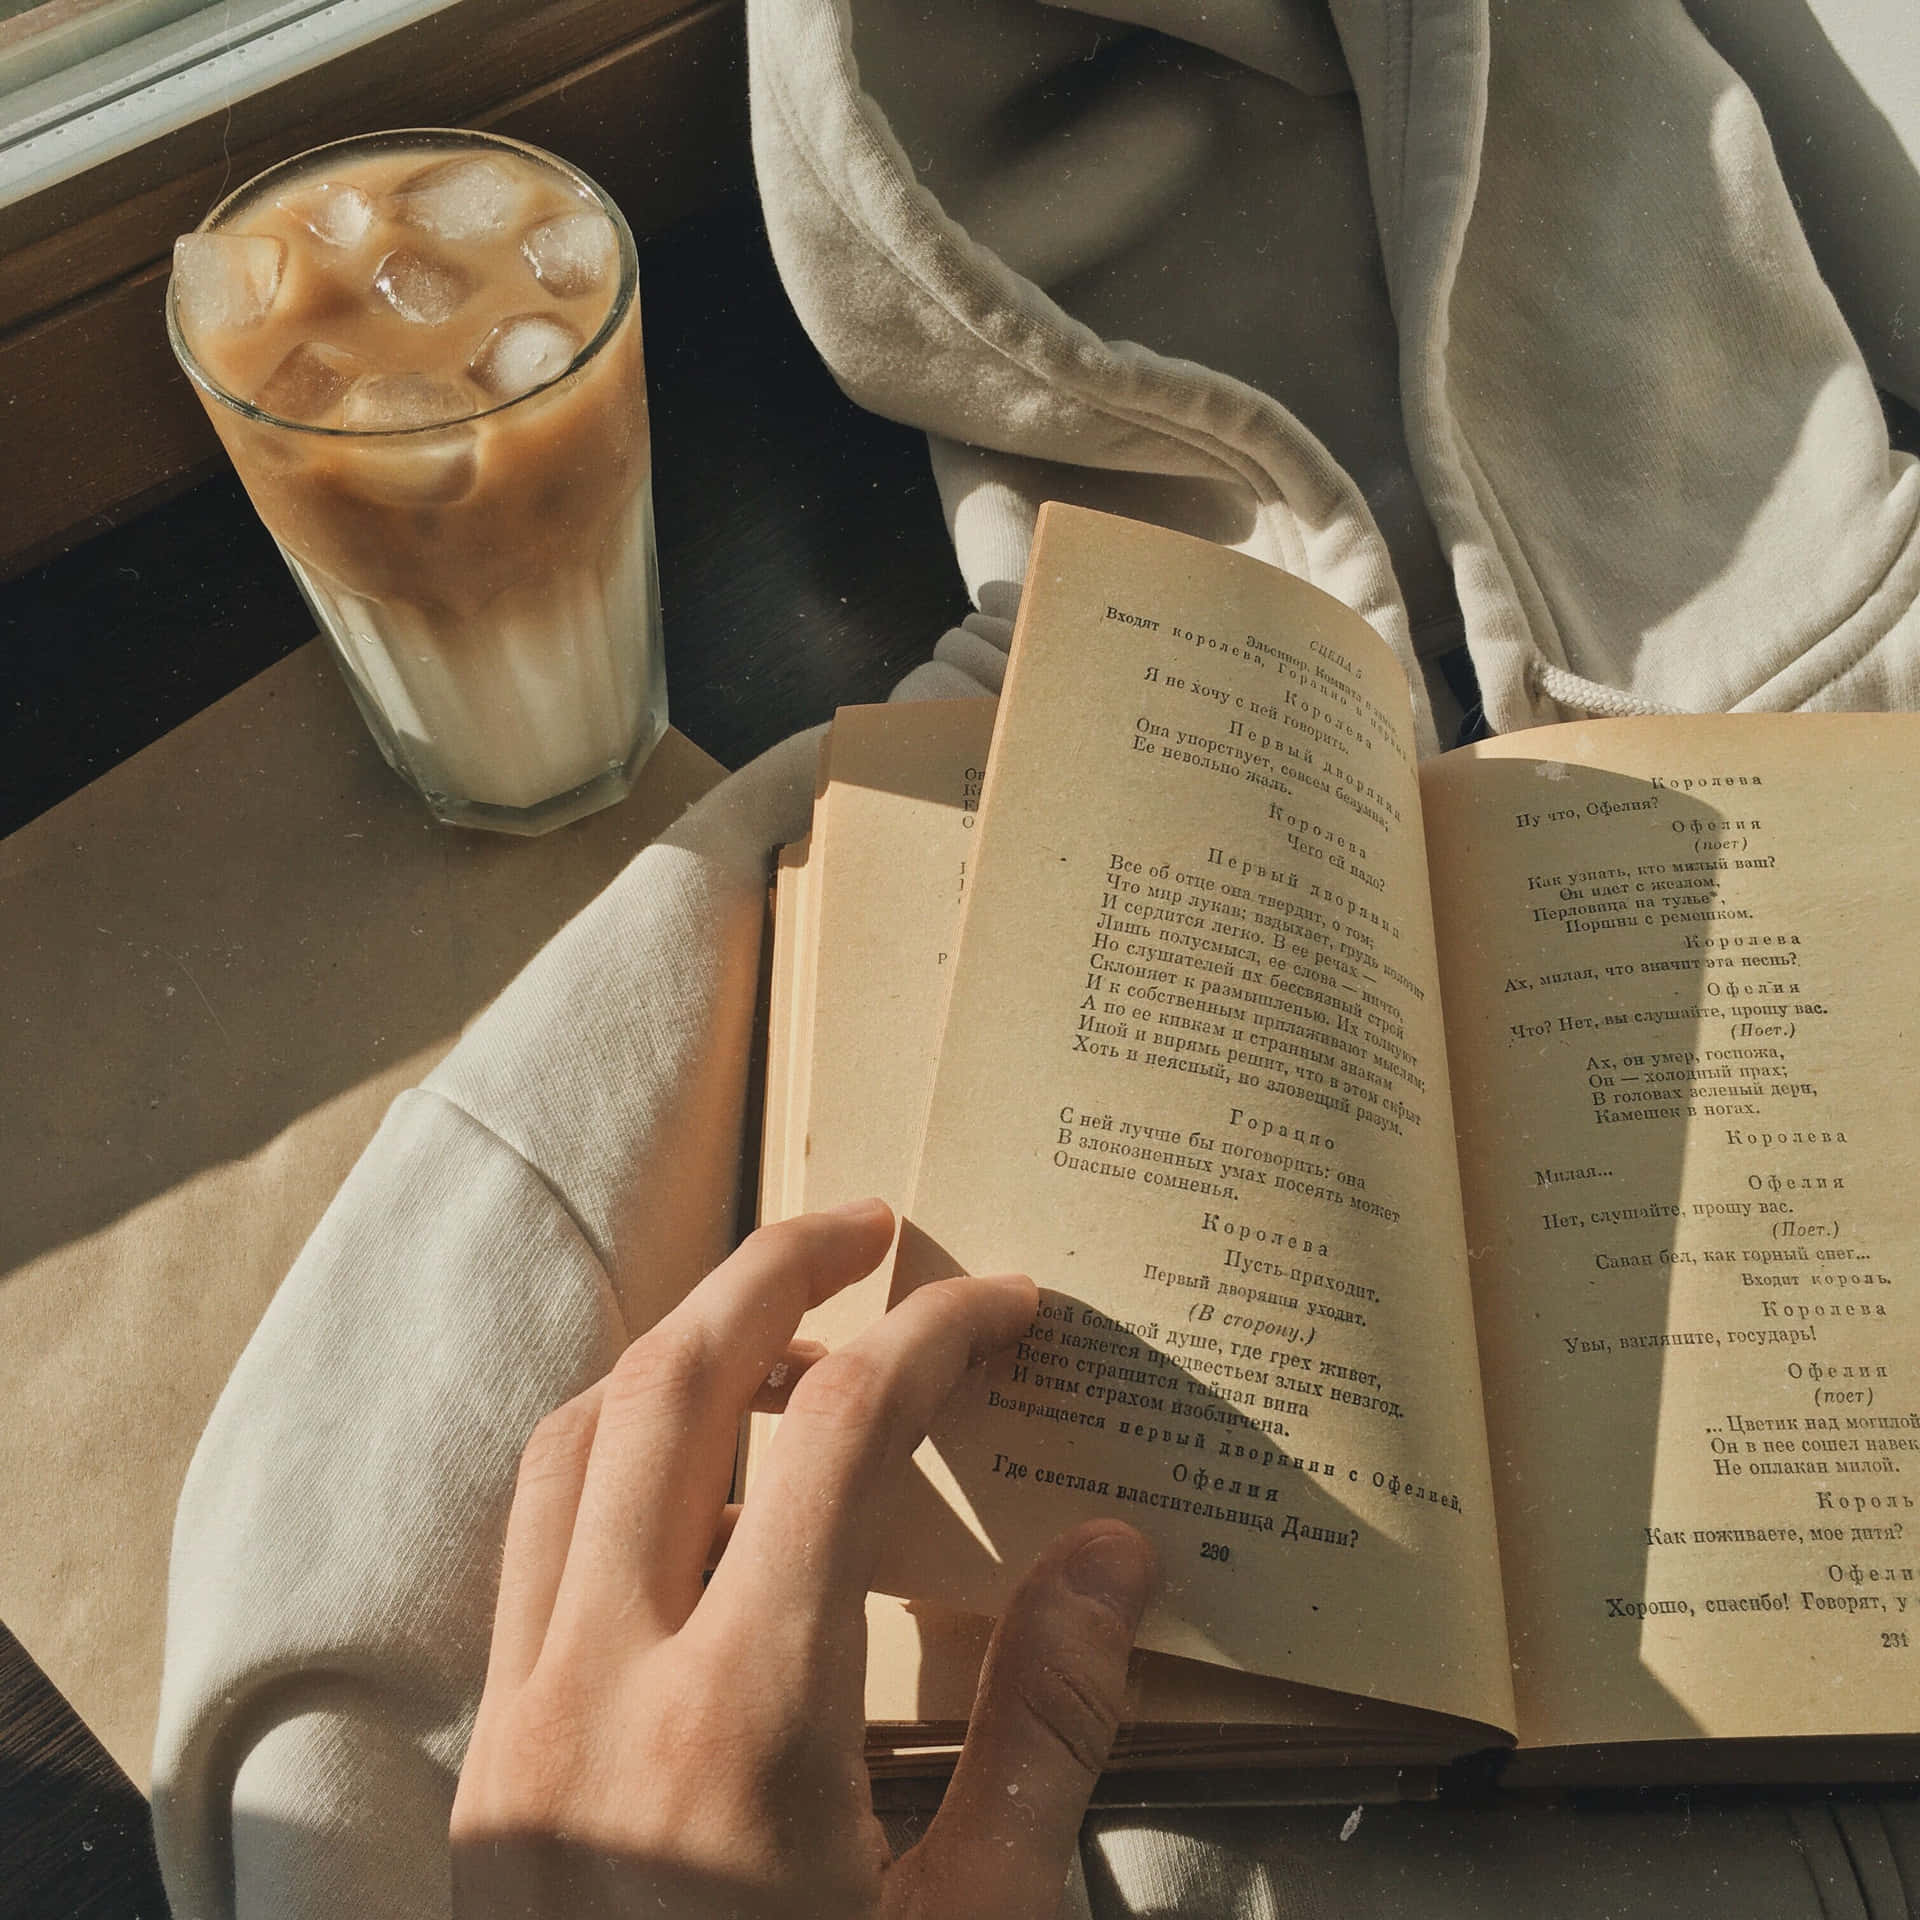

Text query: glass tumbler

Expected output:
[167,129,667,835]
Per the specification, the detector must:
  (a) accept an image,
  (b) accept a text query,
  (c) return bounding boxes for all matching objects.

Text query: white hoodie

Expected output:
[151,5,1920,1915]
[753,0,1920,743]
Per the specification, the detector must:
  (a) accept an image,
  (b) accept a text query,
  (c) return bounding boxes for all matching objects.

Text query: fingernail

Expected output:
[828,1195,891,1222]
[974,1272,1036,1302]
[1064,1529,1154,1626]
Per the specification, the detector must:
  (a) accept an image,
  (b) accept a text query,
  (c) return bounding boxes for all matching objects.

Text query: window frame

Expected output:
[0,0,747,579]
[1,0,465,207]
[0,0,214,101]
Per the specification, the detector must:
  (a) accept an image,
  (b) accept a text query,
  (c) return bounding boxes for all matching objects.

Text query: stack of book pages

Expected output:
[750,505,1920,1795]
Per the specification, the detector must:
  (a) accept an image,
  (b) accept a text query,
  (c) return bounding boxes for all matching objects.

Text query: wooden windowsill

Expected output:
[0,0,748,578]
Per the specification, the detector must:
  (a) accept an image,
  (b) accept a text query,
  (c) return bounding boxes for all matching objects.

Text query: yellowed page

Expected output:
[745,703,1006,1730]
[783,829,823,1225]
[758,697,1479,1750]
[760,834,812,1226]
[757,702,994,1334]
[864,1590,1489,1755]
[1423,714,1920,1748]
[891,505,1513,1732]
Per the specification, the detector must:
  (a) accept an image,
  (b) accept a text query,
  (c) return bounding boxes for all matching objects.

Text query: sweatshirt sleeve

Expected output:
[150,734,820,1920]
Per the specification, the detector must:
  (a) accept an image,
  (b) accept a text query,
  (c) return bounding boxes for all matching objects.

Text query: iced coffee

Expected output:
[167,131,665,833]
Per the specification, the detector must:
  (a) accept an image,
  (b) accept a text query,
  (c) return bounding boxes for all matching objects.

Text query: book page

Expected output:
[864,1591,1491,1757]
[891,505,1513,1733]
[760,701,993,1344]
[756,697,1491,1756]
[759,834,813,1227]
[1422,715,1920,1747]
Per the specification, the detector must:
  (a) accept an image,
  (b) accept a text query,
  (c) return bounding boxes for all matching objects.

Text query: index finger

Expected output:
[697,1271,1037,1640]
[544,1199,896,1649]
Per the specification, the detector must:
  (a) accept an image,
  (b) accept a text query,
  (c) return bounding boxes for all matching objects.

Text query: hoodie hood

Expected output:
[749,0,1920,742]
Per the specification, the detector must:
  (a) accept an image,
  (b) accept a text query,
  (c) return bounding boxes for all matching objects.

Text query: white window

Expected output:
[0,0,457,208]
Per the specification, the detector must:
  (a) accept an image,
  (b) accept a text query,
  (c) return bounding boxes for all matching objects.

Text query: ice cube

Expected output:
[172,232,285,335]
[348,430,478,506]
[520,210,618,299]
[275,183,376,250]
[468,314,582,401]
[372,248,474,326]
[340,373,475,431]
[338,384,477,504]
[394,156,528,243]
[255,341,365,423]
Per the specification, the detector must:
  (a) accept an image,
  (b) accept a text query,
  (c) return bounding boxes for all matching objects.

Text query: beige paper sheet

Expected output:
[894,506,1512,1733]
[754,697,1494,1757]
[1422,714,1920,1748]
[0,641,722,1789]
[773,700,994,1345]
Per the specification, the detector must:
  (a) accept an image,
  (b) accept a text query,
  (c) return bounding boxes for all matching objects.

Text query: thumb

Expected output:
[889,1521,1157,1920]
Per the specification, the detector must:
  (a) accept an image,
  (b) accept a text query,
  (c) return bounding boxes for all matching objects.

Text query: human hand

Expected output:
[450,1198,1157,1920]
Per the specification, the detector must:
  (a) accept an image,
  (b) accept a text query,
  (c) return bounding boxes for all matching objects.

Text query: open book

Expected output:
[752,504,1920,1791]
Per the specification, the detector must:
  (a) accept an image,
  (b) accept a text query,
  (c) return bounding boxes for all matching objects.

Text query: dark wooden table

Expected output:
[0,194,961,1920]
